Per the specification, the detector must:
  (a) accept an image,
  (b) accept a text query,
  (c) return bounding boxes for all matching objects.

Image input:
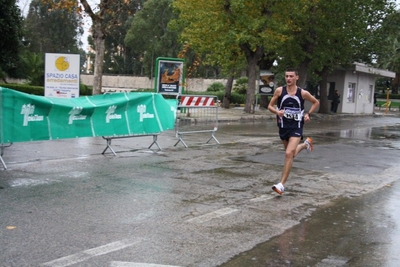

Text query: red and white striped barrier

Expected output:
[180,96,215,107]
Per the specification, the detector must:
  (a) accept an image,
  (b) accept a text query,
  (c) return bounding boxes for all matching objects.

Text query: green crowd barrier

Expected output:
[0,87,177,143]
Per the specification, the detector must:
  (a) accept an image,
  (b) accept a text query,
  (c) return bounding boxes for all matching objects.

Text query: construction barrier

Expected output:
[0,87,177,169]
[101,134,161,156]
[174,95,219,147]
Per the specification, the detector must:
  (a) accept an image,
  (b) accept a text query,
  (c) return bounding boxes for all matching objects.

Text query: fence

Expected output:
[174,95,219,147]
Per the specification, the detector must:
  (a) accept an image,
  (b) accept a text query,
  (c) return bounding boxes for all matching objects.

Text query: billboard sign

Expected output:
[45,53,80,98]
[259,70,275,95]
[155,57,185,95]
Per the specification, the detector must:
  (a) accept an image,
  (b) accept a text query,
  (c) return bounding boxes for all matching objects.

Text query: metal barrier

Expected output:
[102,134,161,156]
[174,95,219,147]
[0,143,12,170]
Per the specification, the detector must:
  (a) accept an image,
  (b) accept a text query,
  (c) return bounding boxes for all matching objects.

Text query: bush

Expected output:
[0,83,93,96]
[206,82,225,92]
[0,83,44,95]
[233,77,248,94]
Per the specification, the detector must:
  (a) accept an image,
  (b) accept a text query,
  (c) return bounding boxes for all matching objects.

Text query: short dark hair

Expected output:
[285,68,299,75]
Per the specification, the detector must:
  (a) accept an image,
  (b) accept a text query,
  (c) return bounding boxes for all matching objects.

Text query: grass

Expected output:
[376,101,400,108]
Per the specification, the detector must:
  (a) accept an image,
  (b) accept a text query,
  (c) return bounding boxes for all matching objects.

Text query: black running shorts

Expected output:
[279,127,303,141]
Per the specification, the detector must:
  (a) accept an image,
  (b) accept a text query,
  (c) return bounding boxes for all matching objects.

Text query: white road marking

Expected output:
[186,207,239,223]
[110,262,183,267]
[249,195,275,202]
[42,239,139,267]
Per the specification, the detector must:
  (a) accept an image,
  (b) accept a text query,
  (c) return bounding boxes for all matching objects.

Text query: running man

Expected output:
[267,69,319,195]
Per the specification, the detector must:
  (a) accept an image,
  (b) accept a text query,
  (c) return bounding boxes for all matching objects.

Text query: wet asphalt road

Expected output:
[0,113,400,267]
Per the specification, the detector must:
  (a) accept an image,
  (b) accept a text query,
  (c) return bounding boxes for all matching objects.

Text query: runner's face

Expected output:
[285,71,298,86]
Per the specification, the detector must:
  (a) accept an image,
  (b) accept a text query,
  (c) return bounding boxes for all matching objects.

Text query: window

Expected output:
[347,83,356,103]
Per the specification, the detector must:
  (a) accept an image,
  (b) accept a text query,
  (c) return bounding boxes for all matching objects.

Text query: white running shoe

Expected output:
[272,183,284,195]
[304,137,313,152]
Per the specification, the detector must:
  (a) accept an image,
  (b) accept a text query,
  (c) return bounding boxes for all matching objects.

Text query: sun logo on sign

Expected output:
[55,56,70,71]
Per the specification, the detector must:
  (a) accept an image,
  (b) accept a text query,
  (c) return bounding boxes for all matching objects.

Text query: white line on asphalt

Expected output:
[110,262,183,267]
[186,207,239,223]
[42,239,140,267]
[249,195,275,202]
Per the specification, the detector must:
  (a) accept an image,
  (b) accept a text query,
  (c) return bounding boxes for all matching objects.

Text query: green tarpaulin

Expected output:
[0,87,177,143]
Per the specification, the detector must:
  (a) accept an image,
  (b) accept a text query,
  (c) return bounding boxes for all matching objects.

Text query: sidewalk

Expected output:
[216,106,399,123]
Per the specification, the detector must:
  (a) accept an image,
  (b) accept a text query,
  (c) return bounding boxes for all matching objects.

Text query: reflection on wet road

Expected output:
[220,180,400,267]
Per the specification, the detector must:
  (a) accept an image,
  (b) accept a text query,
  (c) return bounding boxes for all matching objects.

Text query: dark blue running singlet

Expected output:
[276,86,305,129]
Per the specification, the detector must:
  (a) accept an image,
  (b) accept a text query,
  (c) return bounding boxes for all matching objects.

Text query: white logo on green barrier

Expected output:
[105,105,122,123]
[137,104,154,122]
[21,104,44,126]
[68,106,87,124]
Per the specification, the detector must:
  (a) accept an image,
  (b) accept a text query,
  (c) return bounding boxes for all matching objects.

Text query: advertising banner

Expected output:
[155,57,185,95]
[45,53,80,98]
[0,87,177,143]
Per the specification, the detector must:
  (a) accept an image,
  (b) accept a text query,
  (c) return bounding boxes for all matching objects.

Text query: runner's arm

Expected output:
[268,87,284,117]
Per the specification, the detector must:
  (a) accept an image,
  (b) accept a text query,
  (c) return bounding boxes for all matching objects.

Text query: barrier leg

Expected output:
[205,131,220,145]
[0,143,12,170]
[0,155,7,170]
[148,135,162,151]
[174,134,188,148]
[102,138,117,156]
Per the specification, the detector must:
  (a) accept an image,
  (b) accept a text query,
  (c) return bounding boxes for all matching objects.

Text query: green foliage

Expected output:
[206,82,225,92]
[21,52,44,86]
[125,0,180,77]
[0,0,23,76]
[102,0,144,75]
[24,0,83,54]
[0,83,93,96]
[79,84,92,96]
[233,77,248,95]
[0,83,44,95]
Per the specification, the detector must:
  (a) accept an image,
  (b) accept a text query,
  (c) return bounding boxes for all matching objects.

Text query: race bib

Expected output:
[283,107,302,121]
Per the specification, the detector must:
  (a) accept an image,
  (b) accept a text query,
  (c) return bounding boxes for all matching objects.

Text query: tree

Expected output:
[102,0,145,74]
[275,0,396,113]
[25,0,83,54]
[0,0,23,78]
[173,0,287,113]
[42,0,143,94]
[376,10,400,94]
[125,0,181,77]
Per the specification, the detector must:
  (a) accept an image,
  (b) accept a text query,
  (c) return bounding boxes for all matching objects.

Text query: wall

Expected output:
[342,71,375,114]
[80,74,228,92]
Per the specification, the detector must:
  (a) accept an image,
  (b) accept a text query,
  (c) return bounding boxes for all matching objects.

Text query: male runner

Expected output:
[267,69,320,195]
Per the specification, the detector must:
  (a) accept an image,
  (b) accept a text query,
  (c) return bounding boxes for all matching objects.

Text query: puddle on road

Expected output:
[219,181,400,267]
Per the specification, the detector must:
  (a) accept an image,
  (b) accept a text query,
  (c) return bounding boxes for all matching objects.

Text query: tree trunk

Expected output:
[318,70,330,113]
[259,95,269,109]
[240,45,264,113]
[92,19,105,95]
[297,61,309,88]
[223,75,234,109]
